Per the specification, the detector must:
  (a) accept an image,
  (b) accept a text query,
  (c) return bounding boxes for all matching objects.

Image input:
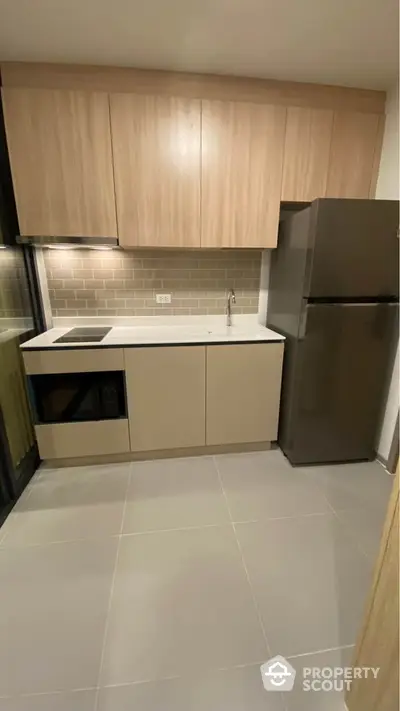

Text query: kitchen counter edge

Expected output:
[20,328,285,351]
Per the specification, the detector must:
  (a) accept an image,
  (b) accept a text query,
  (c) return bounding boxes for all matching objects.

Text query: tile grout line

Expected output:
[287,643,355,660]
[93,468,132,711]
[118,510,335,534]
[3,653,306,702]
[212,456,273,658]
[0,512,344,551]
[212,458,289,711]
[14,686,98,700]
[2,645,353,702]
[0,534,123,551]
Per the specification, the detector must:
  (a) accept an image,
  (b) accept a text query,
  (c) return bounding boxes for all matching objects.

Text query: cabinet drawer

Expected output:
[35,419,130,459]
[23,348,124,374]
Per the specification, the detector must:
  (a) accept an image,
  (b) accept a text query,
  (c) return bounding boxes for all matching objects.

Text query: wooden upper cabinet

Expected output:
[281,107,334,201]
[326,111,381,198]
[2,88,117,237]
[109,94,201,248]
[201,100,286,248]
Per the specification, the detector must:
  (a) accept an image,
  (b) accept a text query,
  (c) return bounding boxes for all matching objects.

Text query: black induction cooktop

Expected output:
[54,327,112,344]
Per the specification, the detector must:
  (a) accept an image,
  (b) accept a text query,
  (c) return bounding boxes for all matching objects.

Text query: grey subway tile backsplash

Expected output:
[0,247,33,320]
[44,249,261,317]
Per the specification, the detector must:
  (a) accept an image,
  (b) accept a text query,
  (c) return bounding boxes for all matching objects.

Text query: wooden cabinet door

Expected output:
[2,88,117,237]
[281,107,334,201]
[346,466,399,711]
[110,94,201,248]
[326,111,381,198]
[201,101,286,248]
[206,343,284,445]
[125,346,206,452]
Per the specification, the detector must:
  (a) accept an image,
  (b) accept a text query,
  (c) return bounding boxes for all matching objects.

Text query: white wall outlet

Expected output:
[156,293,172,304]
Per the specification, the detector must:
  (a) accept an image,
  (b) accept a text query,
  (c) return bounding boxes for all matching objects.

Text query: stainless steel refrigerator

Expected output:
[267,199,399,465]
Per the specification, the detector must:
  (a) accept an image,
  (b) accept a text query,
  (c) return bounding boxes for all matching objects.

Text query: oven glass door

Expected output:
[29,371,127,424]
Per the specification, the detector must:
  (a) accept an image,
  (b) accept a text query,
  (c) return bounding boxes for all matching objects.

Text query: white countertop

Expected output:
[21,315,285,350]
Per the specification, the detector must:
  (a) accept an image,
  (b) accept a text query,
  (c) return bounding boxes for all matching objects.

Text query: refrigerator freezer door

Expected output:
[306,199,399,299]
[279,302,398,465]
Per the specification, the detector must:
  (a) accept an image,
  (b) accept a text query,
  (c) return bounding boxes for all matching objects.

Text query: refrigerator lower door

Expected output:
[279,302,398,465]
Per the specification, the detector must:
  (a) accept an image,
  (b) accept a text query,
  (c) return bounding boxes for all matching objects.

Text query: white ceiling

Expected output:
[0,0,398,90]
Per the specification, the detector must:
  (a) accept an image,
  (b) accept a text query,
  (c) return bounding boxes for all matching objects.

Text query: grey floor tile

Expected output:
[100,526,267,686]
[0,468,128,547]
[123,457,230,533]
[286,647,354,710]
[303,461,393,514]
[0,689,96,711]
[9,485,34,512]
[0,538,118,696]
[235,515,371,658]
[34,462,131,484]
[335,507,387,561]
[97,666,284,710]
[215,450,330,521]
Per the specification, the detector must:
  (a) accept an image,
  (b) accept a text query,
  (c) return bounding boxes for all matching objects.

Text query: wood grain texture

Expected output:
[2,88,117,237]
[326,111,381,198]
[110,94,201,247]
[1,62,386,113]
[35,419,130,459]
[201,100,286,248]
[125,346,206,451]
[206,343,284,445]
[281,107,334,201]
[0,337,34,467]
[346,466,399,711]
[23,348,124,374]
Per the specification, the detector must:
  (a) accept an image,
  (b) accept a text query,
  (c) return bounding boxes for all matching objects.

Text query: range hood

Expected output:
[16,235,119,249]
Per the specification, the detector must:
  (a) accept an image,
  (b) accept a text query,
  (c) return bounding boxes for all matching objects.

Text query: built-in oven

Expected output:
[29,370,127,424]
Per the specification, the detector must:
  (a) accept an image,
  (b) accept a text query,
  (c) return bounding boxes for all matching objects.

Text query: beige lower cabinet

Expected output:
[124,346,206,452]
[206,343,284,446]
[35,420,130,459]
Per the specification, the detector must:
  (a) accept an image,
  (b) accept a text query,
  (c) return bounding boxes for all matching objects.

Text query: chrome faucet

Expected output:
[226,288,236,327]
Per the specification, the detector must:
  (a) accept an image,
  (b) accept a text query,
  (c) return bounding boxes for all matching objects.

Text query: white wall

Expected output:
[258,250,271,325]
[376,85,399,200]
[375,82,399,460]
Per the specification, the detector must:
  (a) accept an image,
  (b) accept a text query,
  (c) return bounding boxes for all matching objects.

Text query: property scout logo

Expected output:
[261,655,380,693]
